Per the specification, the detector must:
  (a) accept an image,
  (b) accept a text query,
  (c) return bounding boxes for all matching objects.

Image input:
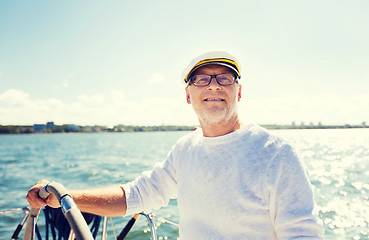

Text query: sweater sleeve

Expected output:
[122,149,178,216]
[267,144,324,239]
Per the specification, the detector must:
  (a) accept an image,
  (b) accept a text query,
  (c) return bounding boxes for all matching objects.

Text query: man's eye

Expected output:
[194,76,209,82]
[218,74,233,81]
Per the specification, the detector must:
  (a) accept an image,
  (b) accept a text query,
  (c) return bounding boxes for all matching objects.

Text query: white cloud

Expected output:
[1,89,367,126]
[148,73,166,83]
[53,73,75,89]
[239,94,369,125]
[0,89,196,126]
[110,90,128,107]
[111,90,125,100]
[0,89,30,106]
[78,94,105,105]
[62,80,69,88]
[62,73,75,88]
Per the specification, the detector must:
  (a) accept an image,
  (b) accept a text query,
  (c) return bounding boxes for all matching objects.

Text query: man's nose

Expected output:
[207,77,221,90]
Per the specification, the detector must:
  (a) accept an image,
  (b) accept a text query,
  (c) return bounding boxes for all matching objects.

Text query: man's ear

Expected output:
[237,84,242,102]
[185,87,191,104]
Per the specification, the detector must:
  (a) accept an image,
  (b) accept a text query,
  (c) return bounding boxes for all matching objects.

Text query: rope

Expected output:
[0,207,29,214]
[157,217,179,227]
[109,216,118,240]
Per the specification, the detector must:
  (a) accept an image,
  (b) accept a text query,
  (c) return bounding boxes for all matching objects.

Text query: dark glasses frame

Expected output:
[188,73,239,87]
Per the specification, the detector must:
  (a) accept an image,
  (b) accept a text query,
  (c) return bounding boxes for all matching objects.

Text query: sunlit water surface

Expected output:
[1,129,368,239]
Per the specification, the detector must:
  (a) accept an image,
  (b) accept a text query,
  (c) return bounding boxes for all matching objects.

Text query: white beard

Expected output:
[197,106,228,125]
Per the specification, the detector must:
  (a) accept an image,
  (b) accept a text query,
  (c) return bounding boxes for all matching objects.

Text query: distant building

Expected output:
[46,122,56,129]
[33,124,45,133]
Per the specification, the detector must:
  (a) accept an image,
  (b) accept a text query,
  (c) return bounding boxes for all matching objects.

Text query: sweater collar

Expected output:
[198,124,254,145]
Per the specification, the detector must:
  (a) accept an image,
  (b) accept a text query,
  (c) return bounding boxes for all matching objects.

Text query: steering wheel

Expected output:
[24,181,94,240]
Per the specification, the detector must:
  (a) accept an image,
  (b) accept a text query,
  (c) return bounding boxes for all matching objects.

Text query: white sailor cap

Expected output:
[182,50,241,84]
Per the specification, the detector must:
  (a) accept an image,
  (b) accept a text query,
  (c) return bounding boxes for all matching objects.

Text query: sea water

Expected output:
[0,129,368,239]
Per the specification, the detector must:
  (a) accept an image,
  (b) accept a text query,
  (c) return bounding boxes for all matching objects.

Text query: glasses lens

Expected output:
[216,74,235,86]
[191,75,211,86]
[190,74,236,86]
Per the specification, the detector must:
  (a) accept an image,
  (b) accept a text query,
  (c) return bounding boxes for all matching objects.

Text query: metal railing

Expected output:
[2,181,160,240]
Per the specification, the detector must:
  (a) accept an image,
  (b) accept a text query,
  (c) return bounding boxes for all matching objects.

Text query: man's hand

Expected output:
[26,179,60,208]
[26,180,127,216]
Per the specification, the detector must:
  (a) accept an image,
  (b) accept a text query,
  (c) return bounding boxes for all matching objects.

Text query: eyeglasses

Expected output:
[188,73,238,87]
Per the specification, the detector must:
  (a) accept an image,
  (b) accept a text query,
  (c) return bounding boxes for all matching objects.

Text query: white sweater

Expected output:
[123,124,324,239]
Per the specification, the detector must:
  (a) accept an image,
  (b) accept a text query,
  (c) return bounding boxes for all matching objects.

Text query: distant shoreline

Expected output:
[0,123,367,134]
[260,124,368,130]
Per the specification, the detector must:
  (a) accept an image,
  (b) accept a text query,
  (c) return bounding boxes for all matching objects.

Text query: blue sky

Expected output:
[1,0,368,126]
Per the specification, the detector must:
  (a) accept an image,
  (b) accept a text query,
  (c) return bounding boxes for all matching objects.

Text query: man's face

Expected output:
[185,65,242,125]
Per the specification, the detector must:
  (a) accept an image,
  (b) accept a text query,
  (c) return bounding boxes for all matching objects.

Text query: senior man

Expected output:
[27,50,324,239]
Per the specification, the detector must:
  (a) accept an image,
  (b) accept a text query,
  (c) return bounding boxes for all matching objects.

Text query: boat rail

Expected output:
[1,181,162,240]
[3,207,158,240]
